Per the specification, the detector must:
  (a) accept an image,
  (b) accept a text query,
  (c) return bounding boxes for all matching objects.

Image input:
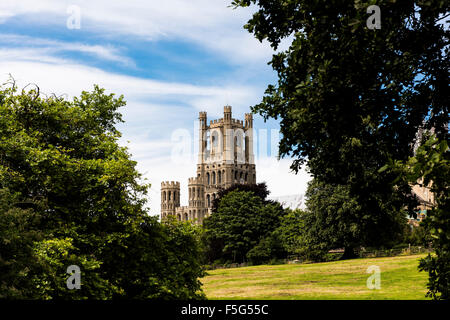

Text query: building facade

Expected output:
[161,106,256,224]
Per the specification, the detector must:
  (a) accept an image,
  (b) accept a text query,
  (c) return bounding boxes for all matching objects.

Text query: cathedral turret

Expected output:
[161,181,180,220]
[188,176,206,223]
[198,111,207,164]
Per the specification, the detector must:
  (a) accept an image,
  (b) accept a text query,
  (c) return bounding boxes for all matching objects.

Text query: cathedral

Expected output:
[160,106,256,224]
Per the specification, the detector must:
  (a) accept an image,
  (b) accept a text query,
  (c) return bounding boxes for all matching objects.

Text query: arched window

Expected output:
[173,191,177,202]
[207,172,210,185]
[168,191,171,201]
[193,188,195,198]
[235,171,238,180]
[245,135,249,162]
[218,171,221,184]
[212,131,219,147]
[207,194,211,207]
[245,173,248,182]
[212,171,216,184]
[206,131,211,151]
[163,191,166,201]
[197,187,200,199]
[234,136,238,160]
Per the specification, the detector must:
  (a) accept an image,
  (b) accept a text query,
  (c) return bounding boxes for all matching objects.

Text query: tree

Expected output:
[303,179,406,259]
[203,189,287,264]
[210,182,270,213]
[275,209,306,257]
[230,0,448,257]
[385,134,449,299]
[246,230,286,265]
[246,208,307,264]
[0,81,205,299]
[0,189,44,298]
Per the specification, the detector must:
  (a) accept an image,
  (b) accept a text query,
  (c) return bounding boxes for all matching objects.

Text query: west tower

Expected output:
[161,106,256,224]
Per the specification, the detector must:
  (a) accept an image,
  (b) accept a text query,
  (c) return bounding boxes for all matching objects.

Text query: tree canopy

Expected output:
[203,186,287,264]
[0,81,205,299]
[231,0,448,297]
[230,0,448,201]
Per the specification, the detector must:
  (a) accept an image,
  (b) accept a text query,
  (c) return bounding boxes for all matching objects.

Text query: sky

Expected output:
[0,0,312,216]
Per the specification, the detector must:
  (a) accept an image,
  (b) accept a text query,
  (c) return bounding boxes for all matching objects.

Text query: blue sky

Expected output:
[0,0,311,215]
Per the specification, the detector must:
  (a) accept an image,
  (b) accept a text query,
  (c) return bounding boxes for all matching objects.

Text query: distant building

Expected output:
[409,126,439,223]
[410,178,435,222]
[161,106,256,224]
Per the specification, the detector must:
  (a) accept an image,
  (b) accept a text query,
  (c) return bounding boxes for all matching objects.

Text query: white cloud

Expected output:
[0,58,256,103]
[0,0,289,65]
[0,34,134,66]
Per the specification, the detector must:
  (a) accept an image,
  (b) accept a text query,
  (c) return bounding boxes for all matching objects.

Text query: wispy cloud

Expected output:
[0,34,134,66]
[0,0,288,65]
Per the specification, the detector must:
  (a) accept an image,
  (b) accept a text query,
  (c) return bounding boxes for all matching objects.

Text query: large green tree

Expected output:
[0,81,205,299]
[230,1,448,255]
[203,188,287,264]
[303,178,407,259]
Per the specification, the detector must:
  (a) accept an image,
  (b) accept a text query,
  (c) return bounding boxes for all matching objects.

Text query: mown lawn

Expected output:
[202,254,430,300]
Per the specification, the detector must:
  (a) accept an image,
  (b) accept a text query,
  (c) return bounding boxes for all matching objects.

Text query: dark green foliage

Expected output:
[231,1,449,177]
[387,135,449,299]
[0,189,44,298]
[0,81,205,299]
[247,228,286,265]
[102,215,206,299]
[230,0,448,288]
[203,189,287,264]
[303,178,407,259]
[402,222,432,247]
[211,182,270,212]
[275,209,305,257]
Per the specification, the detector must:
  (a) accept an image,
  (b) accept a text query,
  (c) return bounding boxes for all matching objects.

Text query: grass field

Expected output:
[202,254,430,300]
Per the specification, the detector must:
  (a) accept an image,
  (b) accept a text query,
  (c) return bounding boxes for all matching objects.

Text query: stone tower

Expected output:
[160,181,180,220]
[161,106,256,224]
[188,176,206,221]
